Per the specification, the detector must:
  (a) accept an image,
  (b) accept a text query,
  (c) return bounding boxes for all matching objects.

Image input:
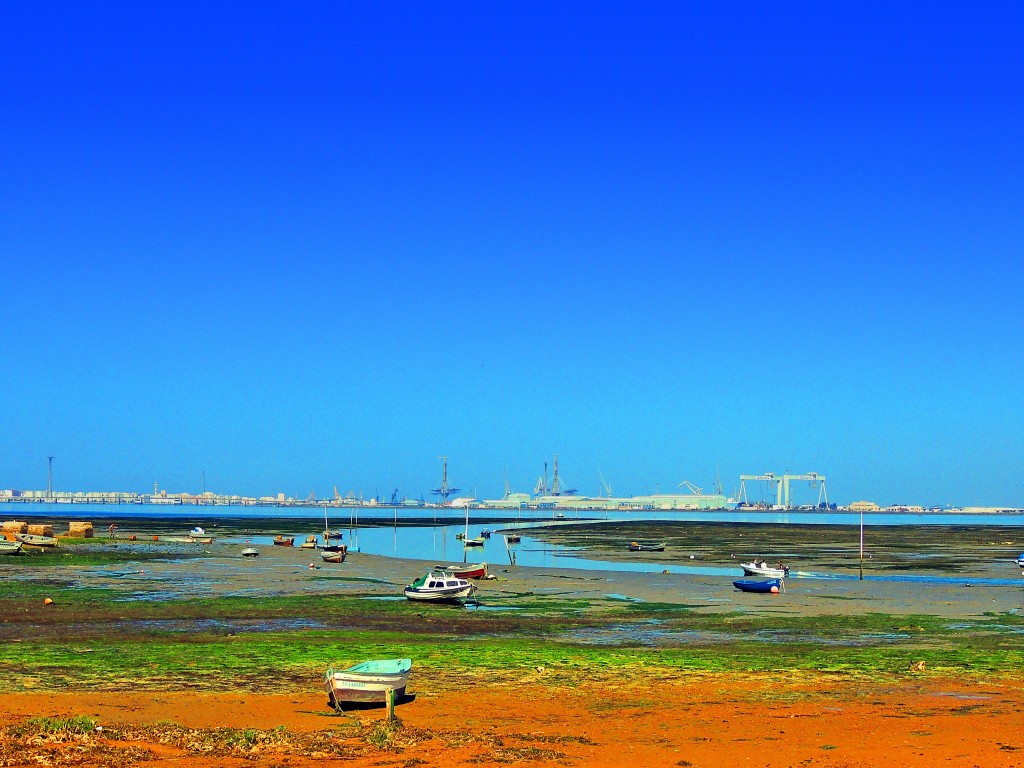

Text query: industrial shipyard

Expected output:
[2,455,1020,514]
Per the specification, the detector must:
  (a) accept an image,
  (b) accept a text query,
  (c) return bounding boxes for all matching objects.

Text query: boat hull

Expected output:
[324,659,411,705]
[273,537,295,547]
[733,579,782,594]
[15,534,58,547]
[241,547,260,557]
[404,585,476,601]
[740,563,789,578]
[629,542,665,552]
[321,550,346,563]
[0,541,23,555]
[433,563,487,579]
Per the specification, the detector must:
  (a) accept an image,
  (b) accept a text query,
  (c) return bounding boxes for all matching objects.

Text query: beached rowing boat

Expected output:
[273,535,295,547]
[733,578,783,594]
[432,562,487,579]
[321,549,346,563]
[15,533,58,547]
[0,540,23,555]
[241,546,260,557]
[628,541,666,552]
[324,658,412,706]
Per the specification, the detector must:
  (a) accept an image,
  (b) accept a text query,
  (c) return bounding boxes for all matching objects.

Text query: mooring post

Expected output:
[386,687,395,722]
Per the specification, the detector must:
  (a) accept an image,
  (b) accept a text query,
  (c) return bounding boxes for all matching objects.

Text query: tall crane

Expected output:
[597,469,613,498]
[781,473,828,508]
[739,473,782,507]
[431,456,460,504]
[678,480,703,495]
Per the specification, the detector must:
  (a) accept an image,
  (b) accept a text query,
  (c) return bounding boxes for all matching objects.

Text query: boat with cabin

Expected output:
[273,535,295,547]
[404,570,477,602]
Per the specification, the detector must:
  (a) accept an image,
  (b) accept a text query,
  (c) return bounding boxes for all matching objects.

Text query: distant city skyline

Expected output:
[1,5,1021,508]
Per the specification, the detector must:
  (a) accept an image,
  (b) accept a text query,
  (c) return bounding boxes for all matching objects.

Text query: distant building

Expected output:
[848,500,880,512]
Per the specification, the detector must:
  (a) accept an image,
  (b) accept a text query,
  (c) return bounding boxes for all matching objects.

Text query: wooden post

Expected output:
[386,687,395,722]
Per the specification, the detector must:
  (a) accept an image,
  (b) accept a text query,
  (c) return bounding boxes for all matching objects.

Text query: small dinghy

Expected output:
[15,533,58,547]
[324,658,412,707]
[300,535,318,549]
[241,546,260,557]
[0,540,24,555]
[404,570,477,602]
[629,541,666,552]
[273,535,295,547]
[1016,553,1024,567]
[321,548,347,563]
[733,578,783,594]
[432,562,487,580]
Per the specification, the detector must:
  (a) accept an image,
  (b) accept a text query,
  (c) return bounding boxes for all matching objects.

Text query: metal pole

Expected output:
[47,456,54,499]
[859,509,864,580]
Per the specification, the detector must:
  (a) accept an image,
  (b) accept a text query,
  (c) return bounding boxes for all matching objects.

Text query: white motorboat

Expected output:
[241,546,260,557]
[740,561,790,578]
[1016,553,1024,568]
[404,570,477,602]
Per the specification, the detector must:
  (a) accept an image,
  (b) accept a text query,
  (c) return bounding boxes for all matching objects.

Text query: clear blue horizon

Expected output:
[1,4,1022,507]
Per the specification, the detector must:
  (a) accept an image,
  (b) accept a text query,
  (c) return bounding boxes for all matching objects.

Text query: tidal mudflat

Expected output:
[1,523,1022,766]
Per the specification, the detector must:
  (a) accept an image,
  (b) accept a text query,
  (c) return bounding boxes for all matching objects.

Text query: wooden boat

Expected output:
[504,533,522,544]
[273,535,295,547]
[0,540,24,555]
[324,658,412,706]
[300,535,318,549]
[628,541,665,552]
[160,536,212,544]
[15,533,58,547]
[404,570,477,602]
[733,578,783,594]
[463,537,485,547]
[741,561,790,578]
[241,546,260,557]
[321,549,346,563]
[432,562,487,580]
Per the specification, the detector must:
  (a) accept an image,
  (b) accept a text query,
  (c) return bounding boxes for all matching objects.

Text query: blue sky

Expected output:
[1,3,1021,506]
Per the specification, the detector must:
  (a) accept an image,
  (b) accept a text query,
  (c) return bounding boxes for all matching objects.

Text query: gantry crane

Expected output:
[739,473,782,507]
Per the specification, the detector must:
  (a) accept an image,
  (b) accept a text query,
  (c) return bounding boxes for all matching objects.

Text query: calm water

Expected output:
[5,502,1024,585]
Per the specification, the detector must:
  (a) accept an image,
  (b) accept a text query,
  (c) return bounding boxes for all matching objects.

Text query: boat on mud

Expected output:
[741,560,790,578]
[0,540,24,555]
[300,535,318,549]
[733,578,783,594]
[273,535,295,547]
[324,658,412,707]
[1016,553,1024,567]
[15,533,58,547]
[241,546,260,557]
[432,562,488,580]
[321,549,346,563]
[404,570,477,602]
[628,541,666,552]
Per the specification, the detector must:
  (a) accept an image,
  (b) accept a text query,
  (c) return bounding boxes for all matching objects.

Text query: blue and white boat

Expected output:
[733,578,783,594]
[1016,553,1024,567]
